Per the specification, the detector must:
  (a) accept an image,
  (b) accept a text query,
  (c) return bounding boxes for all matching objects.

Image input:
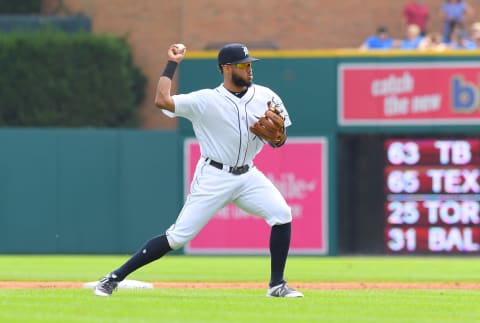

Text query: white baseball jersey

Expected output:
[163,83,293,250]
[168,83,291,167]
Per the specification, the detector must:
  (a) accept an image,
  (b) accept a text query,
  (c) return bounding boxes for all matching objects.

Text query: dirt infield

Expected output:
[1,281,480,290]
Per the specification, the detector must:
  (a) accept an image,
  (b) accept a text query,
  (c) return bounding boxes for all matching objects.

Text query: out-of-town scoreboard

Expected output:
[384,139,480,254]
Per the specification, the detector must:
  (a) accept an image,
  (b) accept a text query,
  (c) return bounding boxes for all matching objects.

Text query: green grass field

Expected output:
[1,255,480,322]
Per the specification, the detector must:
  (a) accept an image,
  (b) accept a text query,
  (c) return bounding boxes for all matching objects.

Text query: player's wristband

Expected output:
[161,61,178,80]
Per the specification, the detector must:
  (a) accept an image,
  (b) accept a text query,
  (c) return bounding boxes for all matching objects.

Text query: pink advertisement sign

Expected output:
[184,138,328,254]
[339,62,480,125]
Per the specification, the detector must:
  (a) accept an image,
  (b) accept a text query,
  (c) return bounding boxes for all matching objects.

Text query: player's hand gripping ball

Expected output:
[173,43,186,55]
[250,101,286,146]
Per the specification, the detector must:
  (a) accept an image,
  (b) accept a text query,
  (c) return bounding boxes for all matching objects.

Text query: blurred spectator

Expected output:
[403,0,430,36]
[470,21,480,39]
[359,26,394,50]
[445,19,466,44]
[418,32,448,51]
[397,24,425,49]
[471,28,480,47]
[440,0,474,43]
[448,23,477,49]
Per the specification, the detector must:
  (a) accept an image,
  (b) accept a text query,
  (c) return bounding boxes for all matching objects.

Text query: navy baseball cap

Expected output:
[218,43,259,65]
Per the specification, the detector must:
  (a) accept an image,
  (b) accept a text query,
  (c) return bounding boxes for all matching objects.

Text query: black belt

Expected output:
[206,158,250,175]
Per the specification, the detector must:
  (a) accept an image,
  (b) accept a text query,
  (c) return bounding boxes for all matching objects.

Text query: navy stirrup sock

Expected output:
[269,222,291,287]
[113,234,172,281]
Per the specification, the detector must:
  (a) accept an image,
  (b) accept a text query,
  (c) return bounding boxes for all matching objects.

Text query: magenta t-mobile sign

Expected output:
[184,138,329,255]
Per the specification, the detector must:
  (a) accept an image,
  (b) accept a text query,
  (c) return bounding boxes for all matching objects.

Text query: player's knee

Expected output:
[280,205,292,223]
[279,202,292,218]
[267,203,292,225]
[165,234,184,250]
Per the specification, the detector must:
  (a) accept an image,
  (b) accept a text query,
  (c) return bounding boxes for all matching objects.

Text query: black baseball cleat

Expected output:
[266,282,304,298]
[94,273,119,297]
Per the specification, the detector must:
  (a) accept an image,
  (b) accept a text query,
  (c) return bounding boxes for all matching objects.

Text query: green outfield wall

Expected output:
[0,129,180,253]
[2,50,480,254]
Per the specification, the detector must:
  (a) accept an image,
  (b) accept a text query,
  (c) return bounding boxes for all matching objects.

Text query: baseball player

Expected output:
[94,43,303,298]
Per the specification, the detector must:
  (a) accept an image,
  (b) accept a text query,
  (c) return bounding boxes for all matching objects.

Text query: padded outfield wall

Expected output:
[2,50,480,254]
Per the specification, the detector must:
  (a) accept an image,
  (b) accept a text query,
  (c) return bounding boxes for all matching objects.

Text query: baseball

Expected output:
[174,43,186,54]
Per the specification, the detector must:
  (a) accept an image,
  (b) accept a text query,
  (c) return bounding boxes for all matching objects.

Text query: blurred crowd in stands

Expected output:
[360,0,480,51]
